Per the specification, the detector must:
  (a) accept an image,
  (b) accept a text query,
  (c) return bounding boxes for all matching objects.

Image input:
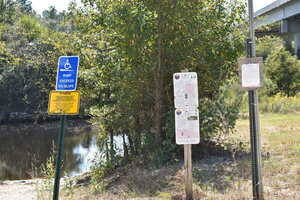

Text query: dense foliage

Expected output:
[0,1,78,116]
[265,49,300,97]
[0,0,247,172]
[75,0,246,166]
[256,36,300,97]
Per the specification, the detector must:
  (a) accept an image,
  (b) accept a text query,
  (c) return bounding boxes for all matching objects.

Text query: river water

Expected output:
[0,120,99,180]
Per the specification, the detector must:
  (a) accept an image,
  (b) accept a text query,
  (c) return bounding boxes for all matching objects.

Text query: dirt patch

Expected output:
[0,180,37,200]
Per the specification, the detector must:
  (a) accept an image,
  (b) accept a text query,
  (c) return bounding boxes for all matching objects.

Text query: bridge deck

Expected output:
[254,0,300,28]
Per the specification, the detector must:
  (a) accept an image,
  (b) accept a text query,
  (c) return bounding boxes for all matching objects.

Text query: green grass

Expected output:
[260,95,300,114]
[63,113,300,199]
[240,94,300,114]
[236,113,300,199]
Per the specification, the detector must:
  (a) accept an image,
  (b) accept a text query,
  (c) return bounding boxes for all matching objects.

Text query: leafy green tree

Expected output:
[265,48,300,97]
[0,0,247,168]
[256,36,284,60]
[73,0,246,164]
[18,15,45,41]
[16,0,33,14]
[42,6,58,19]
[0,0,16,23]
[41,6,69,32]
[0,7,79,115]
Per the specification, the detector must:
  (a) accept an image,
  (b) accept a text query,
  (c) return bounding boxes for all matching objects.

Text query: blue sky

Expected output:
[31,0,276,14]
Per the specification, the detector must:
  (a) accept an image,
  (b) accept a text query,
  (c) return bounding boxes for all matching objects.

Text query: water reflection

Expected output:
[69,134,98,176]
[0,120,98,180]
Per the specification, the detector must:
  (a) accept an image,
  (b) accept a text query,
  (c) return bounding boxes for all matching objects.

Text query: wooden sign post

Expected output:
[184,144,193,200]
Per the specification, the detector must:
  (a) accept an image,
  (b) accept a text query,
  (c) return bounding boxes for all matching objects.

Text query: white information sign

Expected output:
[238,57,263,90]
[241,63,261,88]
[175,108,200,144]
[173,72,198,108]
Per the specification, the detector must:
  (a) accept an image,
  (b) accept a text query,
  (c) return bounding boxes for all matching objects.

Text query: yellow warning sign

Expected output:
[48,91,80,115]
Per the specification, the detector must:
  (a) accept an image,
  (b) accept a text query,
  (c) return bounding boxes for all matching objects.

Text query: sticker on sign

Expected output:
[175,108,200,145]
[173,72,198,108]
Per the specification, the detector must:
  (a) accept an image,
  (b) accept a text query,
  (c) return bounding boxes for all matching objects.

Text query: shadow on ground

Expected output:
[192,156,253,192]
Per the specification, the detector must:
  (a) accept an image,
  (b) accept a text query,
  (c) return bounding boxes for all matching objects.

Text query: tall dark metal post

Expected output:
[53,115,66,200]
[247,1,264,199]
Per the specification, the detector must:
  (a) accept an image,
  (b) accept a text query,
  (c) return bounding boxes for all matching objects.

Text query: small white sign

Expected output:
[173,72,198,108]
[241,63,261,88]
[175,108,200,145]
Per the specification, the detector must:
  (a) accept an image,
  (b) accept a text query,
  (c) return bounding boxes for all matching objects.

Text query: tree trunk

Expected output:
[109,130,115,162]
[154,12,164,145]
[122,132,128,161]
[134,116,142,154]
[127,133,135,155]
[105,141,109,161]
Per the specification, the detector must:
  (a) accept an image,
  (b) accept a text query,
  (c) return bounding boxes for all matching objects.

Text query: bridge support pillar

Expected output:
[281,19,300,57]
[294,33,300,57]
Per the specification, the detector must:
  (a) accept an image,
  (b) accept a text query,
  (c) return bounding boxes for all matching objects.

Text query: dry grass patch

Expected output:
[63,113,300,199]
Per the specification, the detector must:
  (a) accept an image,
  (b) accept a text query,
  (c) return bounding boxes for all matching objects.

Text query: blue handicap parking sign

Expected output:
[56,56,80,91]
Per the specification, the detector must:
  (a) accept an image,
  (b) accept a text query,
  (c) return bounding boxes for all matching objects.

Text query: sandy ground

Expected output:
[0,180,37,200]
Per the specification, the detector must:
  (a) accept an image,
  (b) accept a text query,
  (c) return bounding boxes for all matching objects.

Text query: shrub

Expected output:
[256,36,284,60]
[260,95,300,114]
[265,49,300,97]
[198,83,242,140]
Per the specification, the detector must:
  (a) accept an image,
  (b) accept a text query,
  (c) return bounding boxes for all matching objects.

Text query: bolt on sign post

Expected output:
[173,72,200,200]
[48,56,80,200]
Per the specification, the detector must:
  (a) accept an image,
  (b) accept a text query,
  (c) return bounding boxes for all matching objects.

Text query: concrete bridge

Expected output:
[254,0,300,55]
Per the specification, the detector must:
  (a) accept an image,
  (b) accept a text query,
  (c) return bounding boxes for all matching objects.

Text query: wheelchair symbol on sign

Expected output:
[64,59,72,70]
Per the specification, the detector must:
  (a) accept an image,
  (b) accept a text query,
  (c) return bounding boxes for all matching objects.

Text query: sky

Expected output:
[31,0,276,14]
[254,0,276,11]
[31,0,80,14]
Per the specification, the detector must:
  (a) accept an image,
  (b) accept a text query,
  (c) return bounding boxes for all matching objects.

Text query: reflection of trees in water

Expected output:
[0,122,96,180]
[81,132,92,148]
[63,128,95,175]
[0,126,56,179]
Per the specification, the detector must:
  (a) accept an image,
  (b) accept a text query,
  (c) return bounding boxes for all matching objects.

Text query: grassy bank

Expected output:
[239,94,300,114]
[233,113,300,199]
[57,113,300,200]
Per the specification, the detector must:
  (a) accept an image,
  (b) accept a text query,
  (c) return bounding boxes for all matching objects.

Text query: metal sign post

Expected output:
[49,56,80,200]
[173,72,200,200]
[245,1,264,199]
[239,57,264,200]
[53,115,66,200]
[248,89,264,200]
